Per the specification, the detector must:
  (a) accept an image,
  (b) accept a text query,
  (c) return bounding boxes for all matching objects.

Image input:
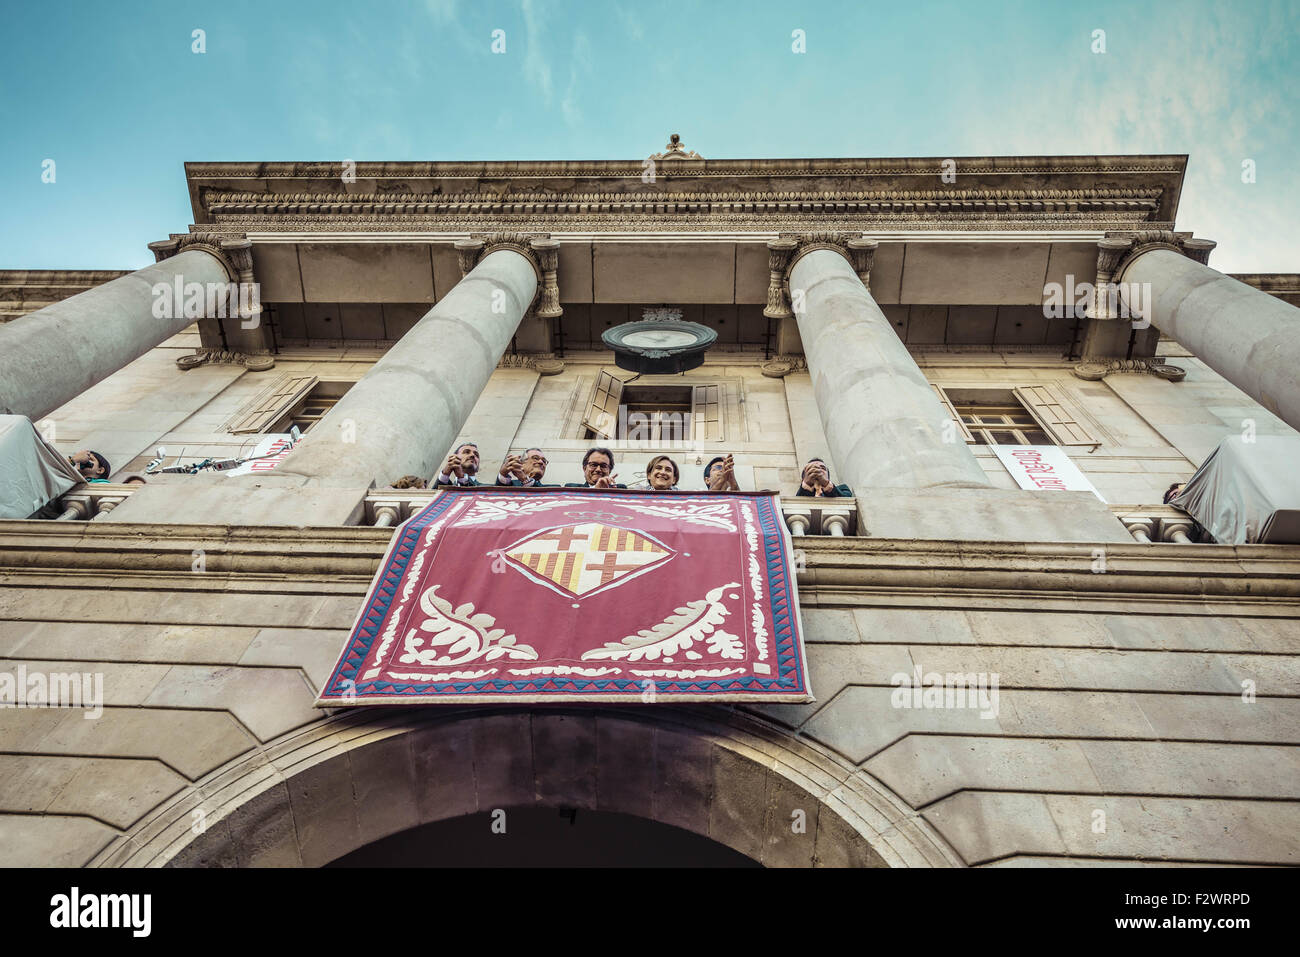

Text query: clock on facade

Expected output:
[601,318,718,374]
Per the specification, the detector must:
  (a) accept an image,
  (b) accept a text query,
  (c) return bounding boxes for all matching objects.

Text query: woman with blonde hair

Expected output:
[645,454,680,490]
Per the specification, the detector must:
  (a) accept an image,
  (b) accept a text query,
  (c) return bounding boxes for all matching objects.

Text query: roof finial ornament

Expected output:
[651,133,703,161]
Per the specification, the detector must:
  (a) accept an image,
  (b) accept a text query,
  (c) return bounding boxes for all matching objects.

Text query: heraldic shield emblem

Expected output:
[317,488,812,704]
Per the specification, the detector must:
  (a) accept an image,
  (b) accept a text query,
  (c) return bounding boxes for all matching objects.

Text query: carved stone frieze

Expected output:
[176,349,275,371]
[1072,358,1185,381]
[199,213,1168,234]
[495,353,561,373]
[766,355,808,374]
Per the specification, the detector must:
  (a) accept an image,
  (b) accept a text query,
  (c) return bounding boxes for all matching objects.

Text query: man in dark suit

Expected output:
[496,448,556,487]
[795,458,853,498]
[435,442,482,487]
[564,447,628,489]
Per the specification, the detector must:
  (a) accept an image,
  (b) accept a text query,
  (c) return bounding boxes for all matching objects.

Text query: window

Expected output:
[269,385,346,434]
[580,373,724,441]
[933,385,1099,448]
[957,402,1053,445]
[226,375,352,435]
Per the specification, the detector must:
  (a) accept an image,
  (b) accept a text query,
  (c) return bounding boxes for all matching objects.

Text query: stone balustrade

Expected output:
[32,485,1211,545]
[1112,505,1206,544]
[54,484,136,521]
[364,491,862,536]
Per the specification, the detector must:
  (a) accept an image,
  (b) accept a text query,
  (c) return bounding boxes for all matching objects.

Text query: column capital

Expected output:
[770,233,878,316]
[147,232,249,282]
[1104,230,1218,282]
[781,232,881,287]
[762,239,798,319]
[456,233,560,321]
[456,232,552,279]
[150,232,270,368]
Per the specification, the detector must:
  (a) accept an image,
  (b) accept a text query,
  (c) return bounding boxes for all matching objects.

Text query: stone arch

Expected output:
[92,707,960,868]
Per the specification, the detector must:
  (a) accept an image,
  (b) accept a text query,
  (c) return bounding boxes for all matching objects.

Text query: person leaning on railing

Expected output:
[497,448,555,487]
[68,450,111,483]
[565,447,627,489]
[704,454,740,491]
[796,458,852,498]
[645,454,680,490]
[436,442,482,487]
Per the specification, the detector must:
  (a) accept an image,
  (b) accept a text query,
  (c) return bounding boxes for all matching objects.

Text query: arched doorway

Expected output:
[329,808,761,867]
[97,707,959,868]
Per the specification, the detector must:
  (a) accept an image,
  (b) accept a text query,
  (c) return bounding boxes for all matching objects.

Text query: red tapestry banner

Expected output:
[317,488,812,704]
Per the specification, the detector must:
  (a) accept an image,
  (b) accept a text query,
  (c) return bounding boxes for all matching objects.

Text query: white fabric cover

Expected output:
[0,414,84,519]
[1173,434,1300,544]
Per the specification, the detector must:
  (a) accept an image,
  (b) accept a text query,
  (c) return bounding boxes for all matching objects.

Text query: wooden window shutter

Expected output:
[691,385,723,441]
[1014,385,1099,446]
[581,371,625,439]
[226,375,318,434]
[931,384,975,442]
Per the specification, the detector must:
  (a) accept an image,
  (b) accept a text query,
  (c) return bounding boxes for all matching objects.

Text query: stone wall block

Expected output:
[593,717,656,819]
[651,728,713,835]
[532,713,598,810]
[760,773,819,867]
[349,732,421,846]
[408,719,478,821]
[225,779,303,867]
[470,712,536,812]
[286,753,361,868]
[707,745,770,862]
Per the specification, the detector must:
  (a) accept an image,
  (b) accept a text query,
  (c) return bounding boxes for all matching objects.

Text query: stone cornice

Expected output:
[0,270,134,321]
[185,156,1188,180]
[209,215,1170,234]
[3,521,1297,603]
[204,186,1163,217]
[185,155,1187,227]
[196,188,1165,235]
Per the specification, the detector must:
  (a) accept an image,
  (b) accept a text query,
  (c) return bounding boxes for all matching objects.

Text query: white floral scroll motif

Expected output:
[629,667,747,678]
[397,586,538,666]
[362,535,434,681]
[742,503,770,661]
[615,501,738,532]
[506,665,622,677]
[459,498,577,527]
[388,669,497,680]
[581,582,741,662]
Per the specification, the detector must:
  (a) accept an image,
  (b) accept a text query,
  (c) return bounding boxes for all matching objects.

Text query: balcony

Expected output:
[36,483,1219,544]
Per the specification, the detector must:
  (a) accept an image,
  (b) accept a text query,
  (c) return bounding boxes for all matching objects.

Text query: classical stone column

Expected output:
[270,243,540,487]
[788,245,989,490]
[0,249,232,420]
[1118,245,1300,431]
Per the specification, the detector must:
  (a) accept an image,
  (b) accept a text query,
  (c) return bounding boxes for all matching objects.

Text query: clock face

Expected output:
[621,329,699,350]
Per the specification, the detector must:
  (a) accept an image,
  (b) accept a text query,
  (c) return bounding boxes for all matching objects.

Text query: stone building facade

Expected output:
[1,144,1298,866]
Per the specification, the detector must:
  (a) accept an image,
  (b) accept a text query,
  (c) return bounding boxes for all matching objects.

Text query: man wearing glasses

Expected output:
[497,448,555,487]
[564,447,627,489]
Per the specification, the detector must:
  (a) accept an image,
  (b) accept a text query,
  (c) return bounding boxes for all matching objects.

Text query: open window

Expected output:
[226,376,353,435]
[581,370,625,439]
[1012,385,1099,447]
[932,385,1099,447]
[581,373,725,441]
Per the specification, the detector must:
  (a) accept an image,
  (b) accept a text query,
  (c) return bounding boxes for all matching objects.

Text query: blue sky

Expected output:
[1,0,1296,271]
